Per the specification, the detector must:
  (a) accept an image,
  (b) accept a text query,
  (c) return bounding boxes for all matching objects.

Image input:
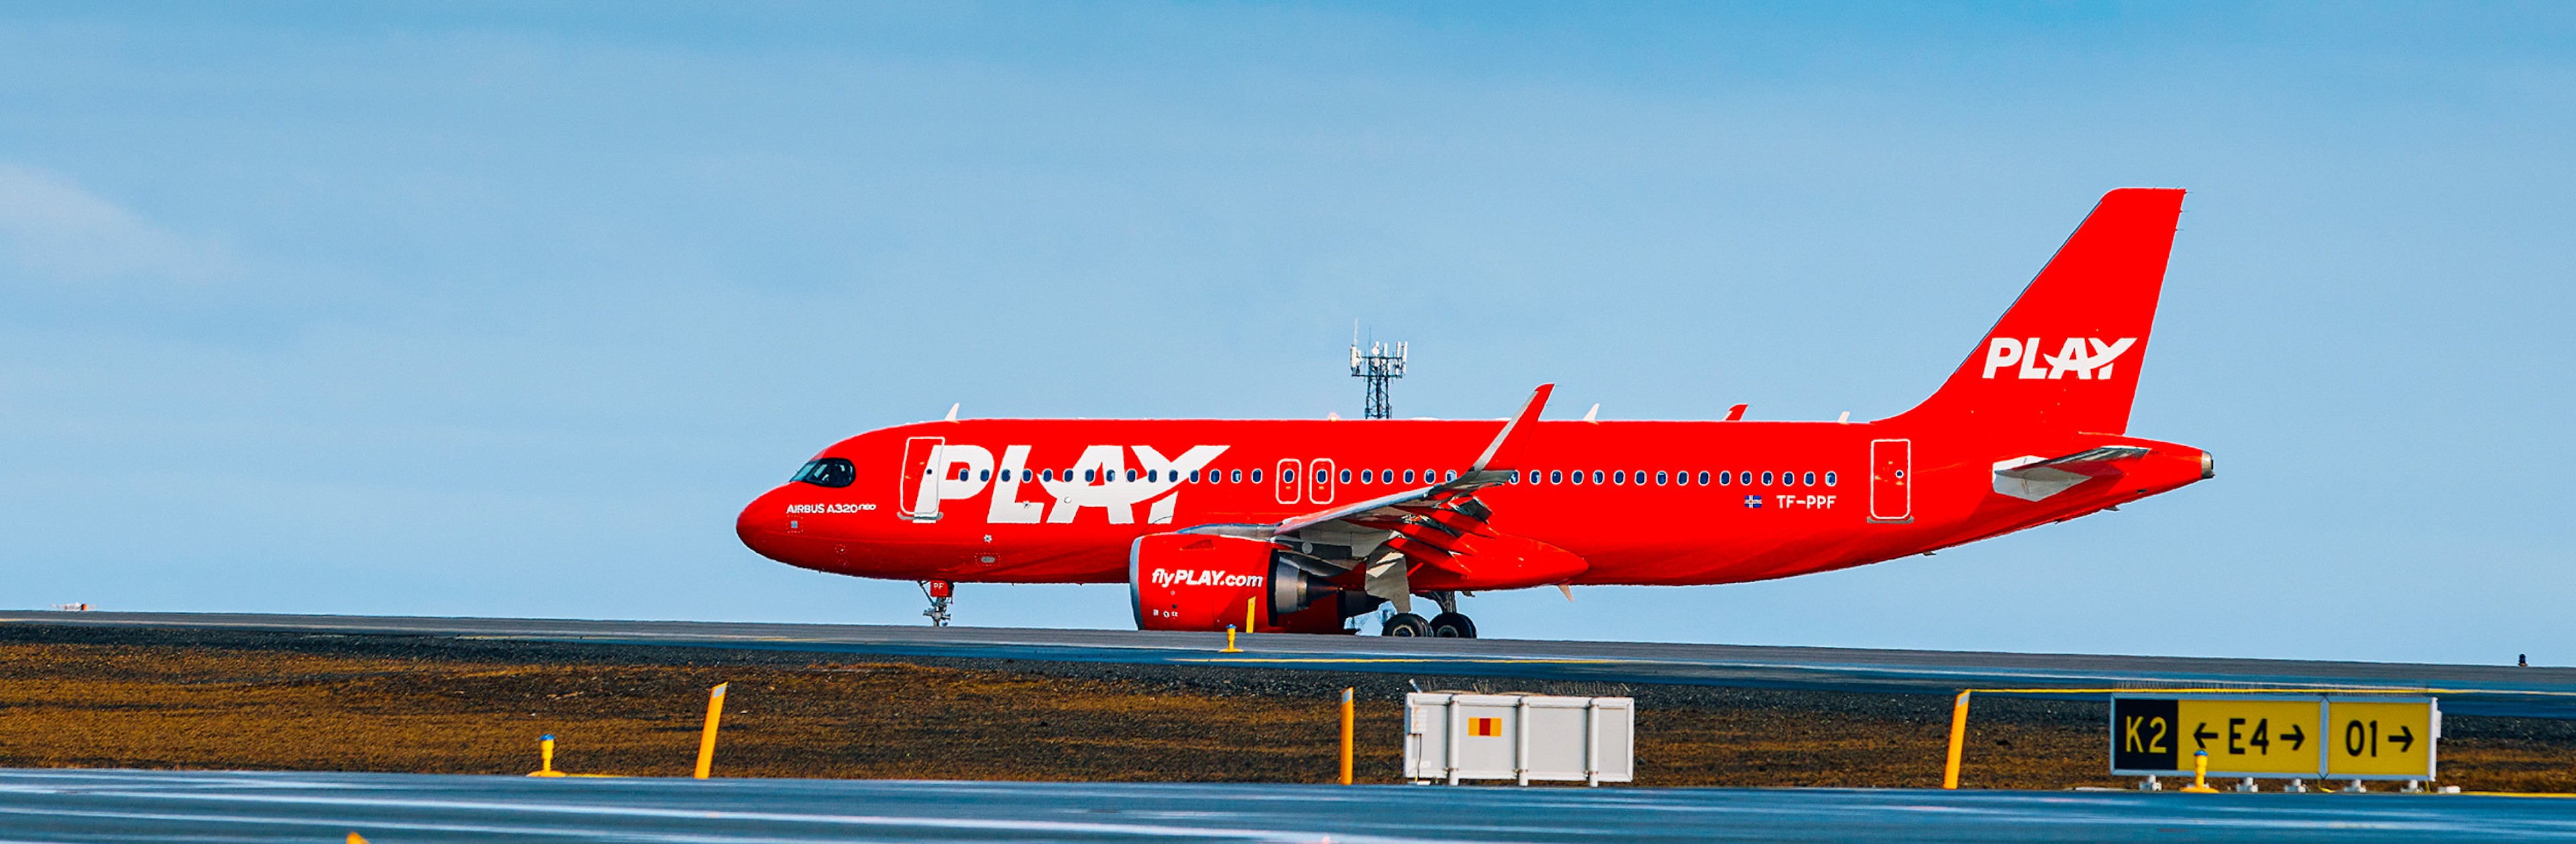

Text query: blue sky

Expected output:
[3,2,2570,664]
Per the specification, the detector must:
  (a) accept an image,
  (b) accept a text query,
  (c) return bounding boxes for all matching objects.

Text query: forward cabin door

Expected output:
[1275,458,1303,505]
[899,436,945,523]
[1868,438,1911,523]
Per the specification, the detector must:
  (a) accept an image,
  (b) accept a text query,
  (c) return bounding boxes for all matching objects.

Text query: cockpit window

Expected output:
[791,458,856,488]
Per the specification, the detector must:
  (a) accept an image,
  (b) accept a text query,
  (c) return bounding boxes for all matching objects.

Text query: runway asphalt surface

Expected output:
[5,611,2572,717]
[4,768,2573,843]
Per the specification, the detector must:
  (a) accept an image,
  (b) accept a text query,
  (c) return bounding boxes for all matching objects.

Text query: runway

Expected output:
[6,611,2573,717]
[3,768,2573,843]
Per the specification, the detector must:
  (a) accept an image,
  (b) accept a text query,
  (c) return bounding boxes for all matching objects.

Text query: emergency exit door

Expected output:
[899,436,944,523]
[1869,439,1911,523]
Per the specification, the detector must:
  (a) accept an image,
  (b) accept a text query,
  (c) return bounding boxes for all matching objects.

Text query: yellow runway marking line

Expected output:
[1966,686,2576,698]
[1175,657,1616,664]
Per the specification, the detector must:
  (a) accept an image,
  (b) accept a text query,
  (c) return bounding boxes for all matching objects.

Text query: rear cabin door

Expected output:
[1310,458,1336,505]
[1275,458,1303,505]
[899,436,944,522]
[1868,439,1911,523]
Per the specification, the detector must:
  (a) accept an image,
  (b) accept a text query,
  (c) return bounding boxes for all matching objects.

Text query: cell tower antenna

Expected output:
[1349,330,1407,420]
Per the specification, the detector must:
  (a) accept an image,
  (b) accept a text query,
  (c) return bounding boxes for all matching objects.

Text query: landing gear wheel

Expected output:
[1430,613,1477,639]
[1381,613,1430,637]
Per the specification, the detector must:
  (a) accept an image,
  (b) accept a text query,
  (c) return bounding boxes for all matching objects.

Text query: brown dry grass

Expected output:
[1,638,2569,791]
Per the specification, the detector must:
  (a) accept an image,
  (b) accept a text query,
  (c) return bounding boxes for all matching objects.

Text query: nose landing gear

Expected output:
[918,580,954,627]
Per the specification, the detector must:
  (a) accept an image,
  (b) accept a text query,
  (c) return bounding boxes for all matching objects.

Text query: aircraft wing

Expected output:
[1267,383,1547,537]
[1175,384,1556,610]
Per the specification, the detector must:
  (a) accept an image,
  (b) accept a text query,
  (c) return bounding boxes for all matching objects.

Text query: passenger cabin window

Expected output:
[1252,468,1264,484]
[1612,470,1626,485]
[1404,470,1417,484]
[1085,469,1097,482]
[1549,470,1562,484]
[1656,471,1668,485]
[1339,469,1352,484]
[1569,470,1582,485]
[1762,471,1775,485]
[1825,471,1837,486]
[1803,472,1817,486]
[1230,469,1242,483]
[1590,470,1604,484]
[790,458,857,488]
[1696,471,1710,485]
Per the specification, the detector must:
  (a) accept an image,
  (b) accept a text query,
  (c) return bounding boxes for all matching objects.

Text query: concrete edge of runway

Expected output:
[6,610,2571,719]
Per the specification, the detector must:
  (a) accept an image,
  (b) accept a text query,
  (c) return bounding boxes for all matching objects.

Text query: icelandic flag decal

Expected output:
[1743,494,1763,509]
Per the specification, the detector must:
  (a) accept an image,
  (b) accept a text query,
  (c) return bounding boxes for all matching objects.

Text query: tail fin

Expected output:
[1890,188,2186,435]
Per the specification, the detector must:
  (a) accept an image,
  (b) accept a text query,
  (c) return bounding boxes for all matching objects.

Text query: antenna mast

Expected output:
[1349,333,1407,419]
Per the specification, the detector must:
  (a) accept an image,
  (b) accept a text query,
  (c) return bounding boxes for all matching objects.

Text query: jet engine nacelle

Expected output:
[1129,533,1352,633]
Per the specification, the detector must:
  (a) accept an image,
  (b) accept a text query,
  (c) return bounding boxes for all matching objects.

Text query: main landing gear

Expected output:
[1381,591,1477,638]
[918,580,953,627]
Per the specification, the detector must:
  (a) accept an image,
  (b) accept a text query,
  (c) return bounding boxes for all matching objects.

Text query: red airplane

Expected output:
[738,189,2210,637]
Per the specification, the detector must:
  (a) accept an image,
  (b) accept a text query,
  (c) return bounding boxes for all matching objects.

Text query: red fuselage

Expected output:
[736,415,2210,588]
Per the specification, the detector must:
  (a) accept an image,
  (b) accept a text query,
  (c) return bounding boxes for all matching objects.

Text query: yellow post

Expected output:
[529,733,564,777]
[2182,750,2220,792]
[1338,687,1355,785]
[1941,690,1972,789]
[1222,625,1241,653]
[694,683,728,780]
[348,834,369,843]
[1245,597,1258,634]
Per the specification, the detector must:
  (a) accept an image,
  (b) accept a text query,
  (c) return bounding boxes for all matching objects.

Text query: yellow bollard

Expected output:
[694,683,728,780]
[1244,597,1258,634]
[1222,625,1242,653]
[1338,687,1355,785]
[2182,750,2220,792]
[1941,690,1972,789]
[528,734,565,777]
[348,834,369,844]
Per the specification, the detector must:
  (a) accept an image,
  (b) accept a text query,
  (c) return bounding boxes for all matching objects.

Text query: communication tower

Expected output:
[1349,337,1407,419]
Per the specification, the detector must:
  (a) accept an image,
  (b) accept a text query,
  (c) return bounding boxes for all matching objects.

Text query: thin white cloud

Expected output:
[0,163,229,283]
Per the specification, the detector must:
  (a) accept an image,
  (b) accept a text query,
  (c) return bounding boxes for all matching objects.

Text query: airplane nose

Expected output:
[736,488,793,548]
[2200,451,2215,479]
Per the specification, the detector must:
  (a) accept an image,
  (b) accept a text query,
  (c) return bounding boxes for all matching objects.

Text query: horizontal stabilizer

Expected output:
[1992,445,2151,502]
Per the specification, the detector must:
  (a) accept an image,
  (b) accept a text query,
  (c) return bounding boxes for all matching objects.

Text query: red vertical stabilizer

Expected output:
[1889,188,2186,435]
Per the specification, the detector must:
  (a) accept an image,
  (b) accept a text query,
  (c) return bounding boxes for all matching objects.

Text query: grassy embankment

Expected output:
[1,634,2569,791]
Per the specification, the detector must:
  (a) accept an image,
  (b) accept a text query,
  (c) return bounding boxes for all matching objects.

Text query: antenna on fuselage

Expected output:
[1349,329,1407,420]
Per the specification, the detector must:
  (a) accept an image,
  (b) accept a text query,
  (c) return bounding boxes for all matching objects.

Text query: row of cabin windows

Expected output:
[1524,468,1837,488]
[940,465,1836,488]
[949,467,1270,484]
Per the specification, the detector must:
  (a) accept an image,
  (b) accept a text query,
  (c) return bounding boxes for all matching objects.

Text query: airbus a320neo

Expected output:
[737,189,2210,637]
